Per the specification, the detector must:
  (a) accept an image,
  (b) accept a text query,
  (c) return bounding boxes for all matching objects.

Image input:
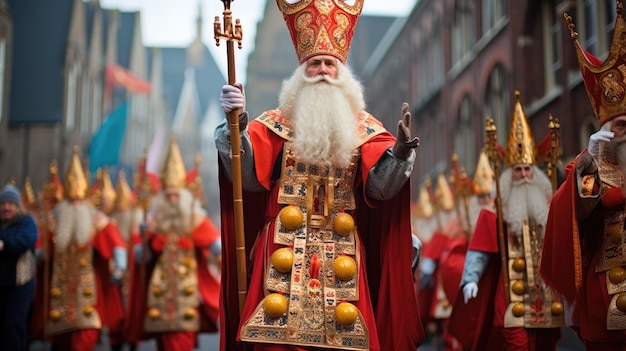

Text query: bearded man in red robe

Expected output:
[215,1,422,351]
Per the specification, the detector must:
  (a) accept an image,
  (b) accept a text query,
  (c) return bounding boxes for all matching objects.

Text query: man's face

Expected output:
[0,201,18,221]
[512,164,533,182]
[611,116,626,138]
[164,188,180,205]
[305,55,338,80]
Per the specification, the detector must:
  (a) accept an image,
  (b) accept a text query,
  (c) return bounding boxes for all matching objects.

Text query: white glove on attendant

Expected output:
[588,130,614,157]
[462,282,478,304]
[220,83,246,114]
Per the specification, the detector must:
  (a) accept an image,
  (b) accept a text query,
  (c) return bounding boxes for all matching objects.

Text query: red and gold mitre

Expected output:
[115,170,134,211]
[504,91,537,167]
[42,160,63,206]
[472,150,494,195]
[160,137,186,189]
[276,0,364,64]
[63,146,89,200]
[565,2,626,125]
[434,172,455,212]
[90,167,117,210]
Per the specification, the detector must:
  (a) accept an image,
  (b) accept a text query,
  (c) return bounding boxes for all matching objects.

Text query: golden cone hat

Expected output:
[160,137,187,189]
[63,146,89,200]
[435,172,455,211]
[504,91,537,167]
[472,150,494,195]
[413,184,434,219]
[115,170,133,211]
[43,160,63,205]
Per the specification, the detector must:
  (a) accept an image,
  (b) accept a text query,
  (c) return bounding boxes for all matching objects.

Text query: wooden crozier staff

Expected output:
[214,0,247,315]
[547,115,561,194]
[485,117,510,305]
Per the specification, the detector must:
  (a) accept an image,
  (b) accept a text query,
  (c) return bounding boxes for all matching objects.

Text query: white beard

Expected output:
[112,208,143,242]
[53,200,94,251]
[278,63,365,168]
[149,188,206,234]
[500,166,552,234]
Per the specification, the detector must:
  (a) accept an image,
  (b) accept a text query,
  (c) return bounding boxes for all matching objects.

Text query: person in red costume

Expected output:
[45,147,127,351]
[448,92,563,351]
[134,137,221,351]
[215,1,422,350]
[541,5,626,350]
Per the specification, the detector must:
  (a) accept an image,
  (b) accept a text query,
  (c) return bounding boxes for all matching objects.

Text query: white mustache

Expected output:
[302,74,341,86]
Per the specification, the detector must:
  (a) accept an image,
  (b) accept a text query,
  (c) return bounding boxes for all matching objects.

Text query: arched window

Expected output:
[455,95,476,171]
[484,65,509,144]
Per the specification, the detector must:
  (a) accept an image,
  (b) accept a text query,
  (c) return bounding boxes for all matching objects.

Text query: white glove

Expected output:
[462,282,478,304]
[588,130,614,157]
[220,83,245,114]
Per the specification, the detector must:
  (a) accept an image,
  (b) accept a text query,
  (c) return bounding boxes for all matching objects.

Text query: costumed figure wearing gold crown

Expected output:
[45,147,110,350]
[541,3,626,349]
[417,172,466,351]
[215,1,422,350]
[131,137,221,351]
[86,167,129,351]
[447,93,563,351]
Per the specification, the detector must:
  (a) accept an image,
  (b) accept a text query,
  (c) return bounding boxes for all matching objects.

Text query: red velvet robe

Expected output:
[219,117,424,351]
[541,154,626,344]
[124,218,221,347]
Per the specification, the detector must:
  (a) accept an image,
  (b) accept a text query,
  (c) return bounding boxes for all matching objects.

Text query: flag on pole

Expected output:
[88,102,128,174]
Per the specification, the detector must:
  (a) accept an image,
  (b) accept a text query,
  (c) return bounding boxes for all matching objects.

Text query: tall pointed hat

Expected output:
[566,1,626,125]
[276,0,364,64]
[472,149,494,195]
[63,146,89,200]
[504,91,537,167]
[160,137,187,189]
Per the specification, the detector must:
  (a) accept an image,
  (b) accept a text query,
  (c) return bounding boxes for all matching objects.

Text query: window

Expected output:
[0,40,6,124]
[455,96,476,171]
[65,63,79,131]
[542,0,562,92]
[484,65,509,144]
[576,0,616,56]
[452,0,474,63]
[482,0,506,35]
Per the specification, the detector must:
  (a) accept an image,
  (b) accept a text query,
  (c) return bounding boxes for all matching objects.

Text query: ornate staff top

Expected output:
[214,0,243,49]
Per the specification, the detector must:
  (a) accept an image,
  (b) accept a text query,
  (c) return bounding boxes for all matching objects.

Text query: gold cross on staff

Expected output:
[214,0,243,49]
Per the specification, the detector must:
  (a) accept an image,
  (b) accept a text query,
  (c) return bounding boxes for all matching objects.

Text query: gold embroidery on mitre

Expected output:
[63,146,89,200]
[504,91,537,167]
[473,150,495,195]
[160,137,186,189]
[276,0,364,63]
[565,2,626,125]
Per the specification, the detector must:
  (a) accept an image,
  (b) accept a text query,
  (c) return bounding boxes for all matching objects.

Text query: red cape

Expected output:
[218,119,424,351]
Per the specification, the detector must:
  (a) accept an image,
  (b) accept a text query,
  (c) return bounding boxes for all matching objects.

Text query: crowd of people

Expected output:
[3,0,626,350]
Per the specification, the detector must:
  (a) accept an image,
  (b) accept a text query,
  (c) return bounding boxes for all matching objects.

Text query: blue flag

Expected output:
[88,102,128,174]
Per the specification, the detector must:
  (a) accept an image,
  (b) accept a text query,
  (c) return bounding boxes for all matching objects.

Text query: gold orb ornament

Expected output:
[183,308,196,320]
[511,280,525,295]
[616,292,626,313]
[263,293,288,318]
[148,308,161,320]
[336,302,358,326]
[512,302,525,317]
[50,287,61,298]
[271,248,294,273]
[609,223,623,244]
[334,256,356,280]
[280,205,303,230]
[609,267,626,284]
[551,301,564,315]
[83,287,93,297]
[511,258,526,272]
[83,306,95,316]
[49,309,61,321]
[333,213,355,236]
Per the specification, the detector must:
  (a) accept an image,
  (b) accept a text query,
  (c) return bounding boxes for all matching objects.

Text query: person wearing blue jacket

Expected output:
[0,184,38,351]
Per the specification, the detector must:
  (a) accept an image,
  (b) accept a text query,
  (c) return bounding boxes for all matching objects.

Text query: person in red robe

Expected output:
[541,7,626,349]
[448,93,562,351]
[215,2,422,351]
[45,147,127,351]
[132,137,221,351]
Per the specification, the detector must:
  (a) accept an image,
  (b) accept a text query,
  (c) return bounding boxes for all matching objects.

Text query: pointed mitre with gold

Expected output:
[565,2,626,125]
[22,177,38,211]
[43,160,63,205]
[276,0,364,64]
[434,172,455,212]
[413,183,434,219]
[504,91,537,167]
[90,167,117,209]
[160,137,186,189]
[115,170,134,211]
[472,149,494,195]
[63,146,89,200]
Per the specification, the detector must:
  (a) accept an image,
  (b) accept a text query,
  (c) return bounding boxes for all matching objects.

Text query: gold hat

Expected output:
[435,172,455,211]
[22,177,38,210]
[413,184,434,219]
[115,170,133,211]
[276,0,363,64]
[160,137,186,189]
[43,160,63,205]
[63,146,89,200]
[91,167,117,211]
[565,2,626,125]
[472,150,494,195]
[504,91,537,167]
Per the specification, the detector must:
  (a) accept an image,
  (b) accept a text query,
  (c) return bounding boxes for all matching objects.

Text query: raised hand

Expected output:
[393,102,420,159]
